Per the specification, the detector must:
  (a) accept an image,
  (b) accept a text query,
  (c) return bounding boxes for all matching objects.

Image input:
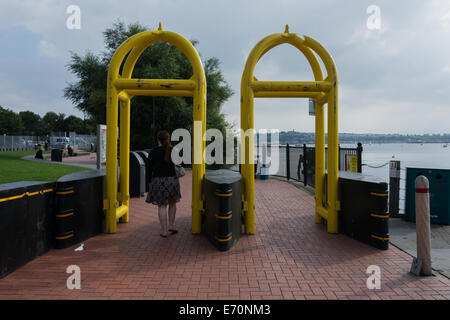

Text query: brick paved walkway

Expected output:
[1,170,450,300]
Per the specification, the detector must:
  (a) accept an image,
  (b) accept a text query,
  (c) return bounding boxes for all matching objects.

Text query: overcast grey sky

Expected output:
[0,0,449,134]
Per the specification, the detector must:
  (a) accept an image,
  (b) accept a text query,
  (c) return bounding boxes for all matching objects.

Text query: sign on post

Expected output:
[349,155,358,173]
[389,160,401,178]
[97,125,107,169]
[308,98,316,116]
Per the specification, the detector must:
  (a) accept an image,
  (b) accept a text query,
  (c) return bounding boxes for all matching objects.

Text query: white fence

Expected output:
[0,136,42,151]
[0,134,97,151]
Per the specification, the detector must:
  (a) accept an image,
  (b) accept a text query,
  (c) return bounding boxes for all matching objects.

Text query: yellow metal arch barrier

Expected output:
[241,26,339,234]
[104,24,206,234]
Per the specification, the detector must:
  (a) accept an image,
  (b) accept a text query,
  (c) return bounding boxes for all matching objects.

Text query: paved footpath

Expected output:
[1,171,450,300]
[390,218,450,279]
[22,152,100,169]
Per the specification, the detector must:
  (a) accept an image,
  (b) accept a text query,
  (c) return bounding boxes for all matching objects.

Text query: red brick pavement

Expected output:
[1,170,449,300]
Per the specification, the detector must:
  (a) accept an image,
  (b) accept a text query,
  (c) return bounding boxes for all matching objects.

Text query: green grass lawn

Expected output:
[0,150,90,184]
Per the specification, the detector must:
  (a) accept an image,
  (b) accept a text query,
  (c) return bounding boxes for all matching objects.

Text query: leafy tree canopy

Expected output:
[64,20,233,149]
[0,106,23,135]
[19,111,42,136]
[0,107,92,136]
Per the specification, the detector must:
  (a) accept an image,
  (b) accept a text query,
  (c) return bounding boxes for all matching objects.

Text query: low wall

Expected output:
[0,181,56,278]
[0,170,105,278]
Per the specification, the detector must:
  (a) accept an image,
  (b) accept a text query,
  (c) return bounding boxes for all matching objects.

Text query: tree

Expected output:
[64,115,88,134]
[19,111,42,136]
[54,113,67,133]
[0,106,23,135]
[64,21,233,150]
[41,112,59,135]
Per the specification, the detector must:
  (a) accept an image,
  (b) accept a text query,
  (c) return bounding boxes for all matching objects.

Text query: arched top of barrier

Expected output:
[107,23,206,98]
[241,25,338,92]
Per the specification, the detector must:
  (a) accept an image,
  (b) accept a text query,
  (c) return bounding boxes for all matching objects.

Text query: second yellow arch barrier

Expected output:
[240,26,340,234]
[104,24,206,234]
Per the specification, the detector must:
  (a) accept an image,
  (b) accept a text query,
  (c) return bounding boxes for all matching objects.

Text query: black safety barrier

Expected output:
[204,169,242,251]
[130,151,145,197]
[0,181,56,278]
[135,150,149,192]
[338,171,389,250]
[0,170,105,278]
[56,170,105,247]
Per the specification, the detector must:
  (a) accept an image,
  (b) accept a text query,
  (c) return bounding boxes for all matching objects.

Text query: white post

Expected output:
[415,175,432,276]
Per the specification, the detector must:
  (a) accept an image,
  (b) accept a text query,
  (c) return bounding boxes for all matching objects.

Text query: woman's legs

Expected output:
[168,201,177,232]
[158,205,168,237]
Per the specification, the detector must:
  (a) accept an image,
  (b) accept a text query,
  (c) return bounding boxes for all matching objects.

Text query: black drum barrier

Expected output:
[204,170,242,251]
[56,170,105,248]
[51,148,63,162]
[130,151,146,197]
[135,150,150,192]
[338,171,389,250]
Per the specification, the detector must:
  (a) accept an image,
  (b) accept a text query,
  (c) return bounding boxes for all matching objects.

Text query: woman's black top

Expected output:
[147,146,176,182]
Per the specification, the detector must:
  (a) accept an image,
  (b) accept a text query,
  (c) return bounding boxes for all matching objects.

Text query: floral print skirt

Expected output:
[146,176,181,206]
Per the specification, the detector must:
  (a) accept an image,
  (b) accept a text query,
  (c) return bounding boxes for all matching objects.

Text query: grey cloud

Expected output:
[0,0,449,133]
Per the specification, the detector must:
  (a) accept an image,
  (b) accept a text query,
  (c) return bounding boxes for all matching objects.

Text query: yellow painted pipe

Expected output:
[105,74,119,234]
[118,91,130,102]
[326,92,339,233]
[119,98,130,223]
[254,91,324,99]
[250,81,332,92]
[115,205,129,220]
[125,89,193,97]
[315,102,325,224]
[316,205,328,220]
[113,78,196,91]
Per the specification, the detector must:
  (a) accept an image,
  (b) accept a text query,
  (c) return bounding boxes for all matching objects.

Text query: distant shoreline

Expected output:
[276,142,450,146]
[277,131,450,145]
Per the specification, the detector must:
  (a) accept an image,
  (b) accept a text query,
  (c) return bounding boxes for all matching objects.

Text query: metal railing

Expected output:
[0,136,43,151]
[256,143,363,188]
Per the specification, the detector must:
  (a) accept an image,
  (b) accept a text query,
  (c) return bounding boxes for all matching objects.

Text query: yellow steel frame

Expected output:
[104,24,206,234]
[241,26,339,234]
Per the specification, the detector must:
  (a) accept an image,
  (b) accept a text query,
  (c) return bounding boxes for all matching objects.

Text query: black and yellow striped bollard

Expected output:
[214,187,233,250]
[55,186,76,249]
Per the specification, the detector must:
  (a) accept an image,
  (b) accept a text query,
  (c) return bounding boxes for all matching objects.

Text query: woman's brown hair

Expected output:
[157,130,172,163]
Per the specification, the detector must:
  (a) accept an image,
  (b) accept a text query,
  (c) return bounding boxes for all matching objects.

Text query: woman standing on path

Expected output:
[146,130,181,238]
